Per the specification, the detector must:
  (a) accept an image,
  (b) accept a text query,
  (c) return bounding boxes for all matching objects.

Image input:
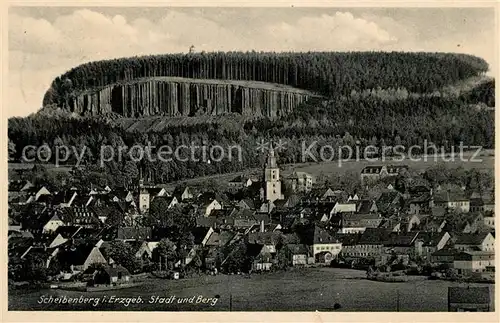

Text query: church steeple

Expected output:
[263,142,283,202]
[266,143,277,168]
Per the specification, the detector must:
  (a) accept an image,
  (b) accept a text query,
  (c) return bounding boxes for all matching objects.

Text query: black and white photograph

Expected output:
[5,3,497,314]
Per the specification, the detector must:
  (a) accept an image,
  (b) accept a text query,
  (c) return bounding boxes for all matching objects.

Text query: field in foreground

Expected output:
[9,268,495,311]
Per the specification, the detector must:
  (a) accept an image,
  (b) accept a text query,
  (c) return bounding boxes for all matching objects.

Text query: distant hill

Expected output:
[43,51,489,119]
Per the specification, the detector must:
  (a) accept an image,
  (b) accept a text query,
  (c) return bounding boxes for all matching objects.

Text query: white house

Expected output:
[43,214,65,234]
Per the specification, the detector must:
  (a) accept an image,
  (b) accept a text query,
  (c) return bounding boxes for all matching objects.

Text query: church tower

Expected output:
[264,144,283,202]
[139,179,150,214]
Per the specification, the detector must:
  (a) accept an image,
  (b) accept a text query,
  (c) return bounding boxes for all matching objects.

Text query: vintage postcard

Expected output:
[2,1,499,321]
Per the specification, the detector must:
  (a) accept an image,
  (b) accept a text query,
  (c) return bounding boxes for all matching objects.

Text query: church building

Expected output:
[262,145,284,202]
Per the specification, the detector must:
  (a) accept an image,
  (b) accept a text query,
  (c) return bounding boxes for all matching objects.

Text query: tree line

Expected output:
[44,51,489,108]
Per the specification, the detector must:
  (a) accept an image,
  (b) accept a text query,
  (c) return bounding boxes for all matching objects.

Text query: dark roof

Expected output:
[384,232,420,247]
[247,232,281,245]
[358,228,391,245]
[111,188,132,200]
[117,227,152,240]
[55,226,81,238]
[356,200,375,213]
[196,216,217,228]
[416,232,448,247]
[333,233,361,246]
[191,227,212,245]
[454,232,491,245]
[448,287,490,304]
[246,243,265,258]
[206,230,236,246]
[101,264,131,277]
[470,198,485,207]
[377,191,402,206]
[57,244,97,266]
[296,225,338,245]
[239,198,255,209]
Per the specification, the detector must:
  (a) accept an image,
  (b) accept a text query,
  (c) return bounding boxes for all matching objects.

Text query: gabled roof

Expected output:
[191,227,212,245]
[356,200,376,213]
[296,225,339,245]
[206,230,236,247]
[57,243,97,266]
[416,231,448,247]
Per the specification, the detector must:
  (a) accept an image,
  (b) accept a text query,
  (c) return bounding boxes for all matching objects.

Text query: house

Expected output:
[430,248,458,265]
[355,199,378,213]
[247,244,273,271]
[448,286,492,312]
[360,165,409,184]
[383,231,420,256]
[283,244,311,266]
[334,233,362,258]
[453,251,495,274]
[434,192,470,213]
[247,231,281,254]
[297,225,342,264]
[173,186,194,201]
[376,191,404,213]
[61,206,101,228]
[285,171,314,193]
[47,226,82,248]
[42,214,66,234]
[237,198,255,210]
[331,201,357,214]
[306,187,337,203]
[414,232,451,260]
[111,189,134,203]
[135,241,160,262]
[408,192,433,214]
[57,244,108,272]
[92,264,131,285]
[205,230,236,248]
[227,175,254,191]
[348,228,389,258]
[483,213,495,229]
[453,232,495,252]
[469,198,485,213]
[201,199,222,217]
[338,213,383,234]
[117,227,152,242]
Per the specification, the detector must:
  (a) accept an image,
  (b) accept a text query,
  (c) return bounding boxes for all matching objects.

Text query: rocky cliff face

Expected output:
[64,78,312,119]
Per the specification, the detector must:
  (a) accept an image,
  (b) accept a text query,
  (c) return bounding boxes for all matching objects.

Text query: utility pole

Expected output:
[396,290,400,312]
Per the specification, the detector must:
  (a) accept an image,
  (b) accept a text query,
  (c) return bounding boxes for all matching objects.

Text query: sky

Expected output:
[8,7,497,117]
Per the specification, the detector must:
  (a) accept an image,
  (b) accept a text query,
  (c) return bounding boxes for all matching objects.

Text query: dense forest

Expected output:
[9,82,494,188]
[43,51,489,108]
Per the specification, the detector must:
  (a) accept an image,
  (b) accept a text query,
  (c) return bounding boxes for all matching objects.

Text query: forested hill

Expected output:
[43,51,489,108]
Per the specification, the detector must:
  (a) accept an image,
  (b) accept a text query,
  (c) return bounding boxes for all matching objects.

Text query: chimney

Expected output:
[260,220,265,233]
